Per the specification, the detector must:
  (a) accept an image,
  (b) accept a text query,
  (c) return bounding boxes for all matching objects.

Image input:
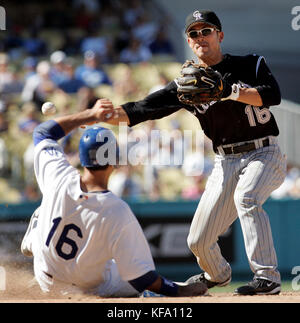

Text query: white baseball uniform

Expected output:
[29,138,155,296]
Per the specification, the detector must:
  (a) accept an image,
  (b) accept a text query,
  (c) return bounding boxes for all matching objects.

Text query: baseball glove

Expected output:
[176,60,231,105]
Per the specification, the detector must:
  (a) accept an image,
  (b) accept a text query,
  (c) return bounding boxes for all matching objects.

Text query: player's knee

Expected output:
[187,232,199,254]
[187,232,208,254]
[234,190,261,211]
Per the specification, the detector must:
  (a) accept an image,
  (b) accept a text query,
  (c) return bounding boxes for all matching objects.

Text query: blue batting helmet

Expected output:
[79,126,119,168]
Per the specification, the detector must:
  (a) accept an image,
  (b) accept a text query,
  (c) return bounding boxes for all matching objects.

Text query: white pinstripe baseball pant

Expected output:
[187,137,287,284]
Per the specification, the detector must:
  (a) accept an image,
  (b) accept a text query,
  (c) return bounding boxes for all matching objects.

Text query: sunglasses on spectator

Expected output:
[188,27,219,39]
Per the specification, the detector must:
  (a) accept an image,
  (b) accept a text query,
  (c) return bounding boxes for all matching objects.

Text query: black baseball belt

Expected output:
[221,138,270,155]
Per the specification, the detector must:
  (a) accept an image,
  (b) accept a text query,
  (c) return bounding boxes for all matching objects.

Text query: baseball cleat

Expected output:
[184,272,231,289]
[21,207,40,257]
[234,278,281,295]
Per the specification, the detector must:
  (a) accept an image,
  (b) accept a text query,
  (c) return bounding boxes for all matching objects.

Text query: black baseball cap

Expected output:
[185,10,222,33]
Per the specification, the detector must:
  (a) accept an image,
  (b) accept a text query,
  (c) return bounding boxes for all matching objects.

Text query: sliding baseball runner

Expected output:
[21,103,207,297]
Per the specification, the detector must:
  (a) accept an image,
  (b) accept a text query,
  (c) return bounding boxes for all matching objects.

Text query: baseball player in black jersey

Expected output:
[98,10,287,295]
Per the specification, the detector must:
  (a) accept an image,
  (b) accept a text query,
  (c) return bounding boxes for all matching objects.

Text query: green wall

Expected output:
[0,198,299,281]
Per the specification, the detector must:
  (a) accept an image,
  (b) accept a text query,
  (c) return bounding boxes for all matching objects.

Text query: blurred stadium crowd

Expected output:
[1,0,175,63]
[0,0,299,203]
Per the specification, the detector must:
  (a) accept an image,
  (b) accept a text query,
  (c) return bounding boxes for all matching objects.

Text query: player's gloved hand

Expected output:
[176,60,239,105]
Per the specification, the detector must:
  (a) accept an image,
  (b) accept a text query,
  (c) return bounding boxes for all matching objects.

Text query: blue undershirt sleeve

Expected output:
[128,270,159,292]
[33,120,65,146]
[128,271,179,296]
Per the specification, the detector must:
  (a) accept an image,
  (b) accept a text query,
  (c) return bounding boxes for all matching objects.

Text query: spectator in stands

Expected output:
[0,137,8,176]
[80,26,110,62]
[271,164,300,199]
[113,31,131,62]
[0,30,24,56]
[181,154,213,200]
[75,50,112,88]
[119,37,152,64]
[61,132,80,167]
[58,58,86,94]
[60,31,82,56]
[18,102,40,134]
[100,2,122,32]
[72,0,101,14]
[288,177,300,198]
[148,72,169,94]
[21,183,41,202]
[108,165,143,200]
[151,132,184,171]
[112,64,140,100]
[181,175,205,200]
[23,57,38,81]
[122,0,145,28]
[149,29,175,56]
[23,29,47,57]
[141,120,160,200]
[132,13,159,46]
[21,60,57,108]
[0,101,8,133]
[23,142,35,185]
[49,51,68,86]
[22,138,41,202]
[73,4,95,30]
[0,53,14,92]
[0,53,23,95]
[77,86,100,111]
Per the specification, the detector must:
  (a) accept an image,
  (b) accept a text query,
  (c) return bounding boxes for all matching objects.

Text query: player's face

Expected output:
[187,23,224,62]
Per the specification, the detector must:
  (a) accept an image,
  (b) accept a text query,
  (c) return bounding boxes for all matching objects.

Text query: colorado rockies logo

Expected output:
[193,11,203,20]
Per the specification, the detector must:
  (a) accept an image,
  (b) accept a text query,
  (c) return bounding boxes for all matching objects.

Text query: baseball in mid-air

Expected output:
[41,102,57,115]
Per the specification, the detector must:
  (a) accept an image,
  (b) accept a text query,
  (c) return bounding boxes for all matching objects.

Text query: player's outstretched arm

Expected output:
[148,276,208,297]
[100,103,130,126]
[33,99,127,146]
[81,98,130,127]
[129,271,207,297]
[53,99,128,135]
[99,81,183,128]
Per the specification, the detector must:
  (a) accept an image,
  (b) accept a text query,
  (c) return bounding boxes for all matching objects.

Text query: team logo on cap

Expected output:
[193,11,203,20]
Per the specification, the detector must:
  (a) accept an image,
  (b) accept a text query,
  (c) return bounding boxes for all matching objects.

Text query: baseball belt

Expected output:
[219,138,270,155]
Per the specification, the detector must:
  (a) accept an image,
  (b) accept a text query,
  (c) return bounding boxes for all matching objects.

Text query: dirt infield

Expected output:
[0,264,299,303]
[2,293,299,303]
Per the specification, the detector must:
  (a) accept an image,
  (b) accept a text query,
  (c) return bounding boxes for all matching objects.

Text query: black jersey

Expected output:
[122,54,281,151]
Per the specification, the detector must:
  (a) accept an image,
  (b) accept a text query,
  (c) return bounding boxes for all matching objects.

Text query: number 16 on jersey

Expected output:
[46,217,83,260]
[245,105,271,127]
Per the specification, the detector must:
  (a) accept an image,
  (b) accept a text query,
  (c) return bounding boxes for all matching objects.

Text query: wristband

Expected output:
[221,83,240,101]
